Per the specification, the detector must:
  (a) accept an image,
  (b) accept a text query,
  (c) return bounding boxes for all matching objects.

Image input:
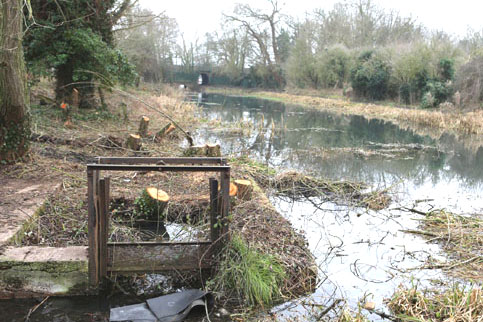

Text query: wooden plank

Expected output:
[108,241,211,246]
[219,169,231,244]
[98,178,109,279]
[209,178,220,257]
[87,169,98,286]
[86,164,230,172]
[98,157,225,165]
[107,244,212,272]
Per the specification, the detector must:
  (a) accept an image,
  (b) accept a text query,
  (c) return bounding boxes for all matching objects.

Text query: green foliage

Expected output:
[212,234,286,306]
[350,50,391,100]
[134,189,166,219]
[24,0,137,105]
[420,91,435,109]
[423,80,452,107]
[438,58,455,82]
[285,22,318,88]
[316,45,352,88]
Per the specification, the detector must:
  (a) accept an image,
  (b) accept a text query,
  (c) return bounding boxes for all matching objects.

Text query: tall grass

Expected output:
[211,234,286,307]
[388,283,482,321]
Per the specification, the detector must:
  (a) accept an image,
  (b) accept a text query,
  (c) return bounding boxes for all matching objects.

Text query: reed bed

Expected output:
[387,284,482,322]
[404,209,482,280]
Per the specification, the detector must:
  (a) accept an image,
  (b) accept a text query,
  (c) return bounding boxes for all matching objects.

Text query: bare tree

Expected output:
[116,6,179,82]
[0,0,30,162]
[224,0,283,66]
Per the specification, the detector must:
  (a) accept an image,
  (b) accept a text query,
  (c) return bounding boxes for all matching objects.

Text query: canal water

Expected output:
[192,93,483,319]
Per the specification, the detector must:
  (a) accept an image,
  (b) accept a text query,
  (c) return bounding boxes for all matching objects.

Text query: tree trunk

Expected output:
[0,0,30,163]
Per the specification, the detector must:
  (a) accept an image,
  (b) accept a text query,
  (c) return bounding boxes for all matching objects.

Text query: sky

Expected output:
[139,0,483,43]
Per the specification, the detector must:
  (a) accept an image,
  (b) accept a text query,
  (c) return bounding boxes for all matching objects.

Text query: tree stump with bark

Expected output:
[155,123,176,141]
[234,179,253,200]
[126,134,141,150]
[138,116,150,137]
[184,143,221,157]
[136,187,170,219]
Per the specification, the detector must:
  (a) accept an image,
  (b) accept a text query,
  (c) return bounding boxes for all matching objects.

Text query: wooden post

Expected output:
[87,168,98,286]
[209,178,220,249]
[98,177,110,280]
[219,169,230,244]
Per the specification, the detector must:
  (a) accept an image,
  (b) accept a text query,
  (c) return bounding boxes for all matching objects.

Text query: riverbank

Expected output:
[0,82,316,316]
[204,86,483,146]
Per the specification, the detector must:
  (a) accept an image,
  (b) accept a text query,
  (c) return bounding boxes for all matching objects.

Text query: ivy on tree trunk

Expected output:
[0,0,30,163]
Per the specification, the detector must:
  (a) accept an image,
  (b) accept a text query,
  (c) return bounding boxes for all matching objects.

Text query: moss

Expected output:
[8,203,46,246]
[0,117,31,163]
[0,260,87,274]
[0,259,90,296]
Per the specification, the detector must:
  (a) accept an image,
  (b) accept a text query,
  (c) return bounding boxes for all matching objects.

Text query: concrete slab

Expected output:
[1,246,87,262]
[0,246,90,299]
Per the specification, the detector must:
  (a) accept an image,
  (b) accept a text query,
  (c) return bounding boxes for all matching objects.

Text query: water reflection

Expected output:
[195,94,483,208]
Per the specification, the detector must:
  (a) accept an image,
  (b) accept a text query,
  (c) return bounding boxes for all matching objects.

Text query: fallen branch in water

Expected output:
[25,296,50,321]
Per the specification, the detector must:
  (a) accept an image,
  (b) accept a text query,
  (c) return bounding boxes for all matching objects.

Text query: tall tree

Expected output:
[0,0,30,162]
[25,0,135,107]
[115,6,179,82]
[224,0,285,87]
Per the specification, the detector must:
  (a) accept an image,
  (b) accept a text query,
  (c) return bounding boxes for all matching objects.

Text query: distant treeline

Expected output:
[23,0,482,109]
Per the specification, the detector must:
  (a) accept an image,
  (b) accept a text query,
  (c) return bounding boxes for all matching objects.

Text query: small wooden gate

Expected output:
[87,157,230,286]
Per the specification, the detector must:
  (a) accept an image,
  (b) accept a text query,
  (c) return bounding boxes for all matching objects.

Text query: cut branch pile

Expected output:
[272,171,391,210]
[403,209,482,279]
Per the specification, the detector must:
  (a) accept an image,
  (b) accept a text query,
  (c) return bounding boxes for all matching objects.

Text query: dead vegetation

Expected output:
[402,209,482,280]
[387,284,482,322]
[230,158,392,211]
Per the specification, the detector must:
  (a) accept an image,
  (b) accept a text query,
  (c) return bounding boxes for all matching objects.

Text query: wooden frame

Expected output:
[87,157,230,286]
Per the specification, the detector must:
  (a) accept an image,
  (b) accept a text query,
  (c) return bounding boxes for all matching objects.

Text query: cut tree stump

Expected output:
[218,182,238,197]
[138,116,150,137]
[234,179,252,200]
[184,143,221,157]
[137,187,170,219]
[155,123,176,141]
[126,134,141,151]
[206,143,221,157]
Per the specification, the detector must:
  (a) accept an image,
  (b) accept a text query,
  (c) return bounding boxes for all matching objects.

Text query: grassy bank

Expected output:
[205,87,483,142]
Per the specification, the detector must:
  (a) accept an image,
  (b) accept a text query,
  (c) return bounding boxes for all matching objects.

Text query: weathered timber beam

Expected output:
[86,164,230,172]
[96,157,226,165]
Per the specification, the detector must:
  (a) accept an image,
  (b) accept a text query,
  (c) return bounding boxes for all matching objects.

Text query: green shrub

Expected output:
[316,45,352,88]
[421,91,435,108]
[134,188,168,219]
[438,58,455,82]
[212,234,286,306]
[350,50,391,100]
[421,80,452,108]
